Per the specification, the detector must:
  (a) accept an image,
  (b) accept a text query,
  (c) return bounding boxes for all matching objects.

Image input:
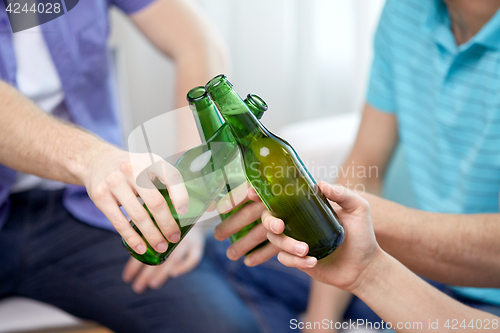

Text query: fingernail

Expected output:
[170,233,181,243]
[157,242,168,252]
[178,205,189,215]
[244,256,254,266]
[271,219,281,233]
[227,247,236,260]
[136,244,146,255]
[306,257,317,267]
[295,243,307,256]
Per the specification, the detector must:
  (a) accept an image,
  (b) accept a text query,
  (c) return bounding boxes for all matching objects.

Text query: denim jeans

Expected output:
[204,235,382,333]
[0,190,262,333]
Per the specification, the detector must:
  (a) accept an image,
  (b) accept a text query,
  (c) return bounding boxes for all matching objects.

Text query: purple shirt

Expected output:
[0,0,155,231]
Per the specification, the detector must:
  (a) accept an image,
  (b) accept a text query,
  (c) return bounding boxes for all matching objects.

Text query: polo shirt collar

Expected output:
[425,0,456,53]
[425,0,500,52]
[473,7,500,50]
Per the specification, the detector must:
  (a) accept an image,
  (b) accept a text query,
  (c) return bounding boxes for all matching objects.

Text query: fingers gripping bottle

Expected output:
[124,87,267,264]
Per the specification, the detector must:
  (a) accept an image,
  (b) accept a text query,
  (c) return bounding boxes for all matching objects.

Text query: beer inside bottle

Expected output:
[206,75,344,259]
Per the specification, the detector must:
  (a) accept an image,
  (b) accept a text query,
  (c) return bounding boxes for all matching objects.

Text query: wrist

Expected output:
[360,193,393,239]
[70,139,116,186]
[349,246,392,297]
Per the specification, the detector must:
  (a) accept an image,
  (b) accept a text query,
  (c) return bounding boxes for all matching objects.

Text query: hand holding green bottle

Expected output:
[123,87,269,265]
[260,182,379,291]
[206,74,345,260]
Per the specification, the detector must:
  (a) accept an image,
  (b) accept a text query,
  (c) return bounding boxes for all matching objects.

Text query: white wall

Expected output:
[109,0,385,143]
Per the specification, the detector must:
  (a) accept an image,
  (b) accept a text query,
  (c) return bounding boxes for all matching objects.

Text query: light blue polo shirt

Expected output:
[367,0,500,306]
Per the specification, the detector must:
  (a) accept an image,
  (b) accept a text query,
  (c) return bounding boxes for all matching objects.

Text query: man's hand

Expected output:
[84,146,189,255]
[122,226,205,293]
[214,182,280,266]
[261,182,383,292]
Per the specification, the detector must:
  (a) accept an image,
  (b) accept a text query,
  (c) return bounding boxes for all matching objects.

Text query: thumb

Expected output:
[318,182,368,213]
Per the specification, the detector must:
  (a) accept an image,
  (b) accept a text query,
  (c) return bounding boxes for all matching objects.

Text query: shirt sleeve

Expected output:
[366,0,397,114]
[110,0,157,15]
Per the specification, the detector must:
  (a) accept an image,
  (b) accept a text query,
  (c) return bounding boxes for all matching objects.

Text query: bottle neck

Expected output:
[209,93,268,144]
[206,76,266,145]
[188,87,223,143]
[245,94,268,120]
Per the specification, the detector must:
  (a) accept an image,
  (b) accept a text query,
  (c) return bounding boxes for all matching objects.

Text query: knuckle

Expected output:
[142,230,163,243]
[128,206,149,223]
[252,224,268,240]
[105,172,122,188]
[261,215,273,229]
[158,216,177,230]
[91,184,108,200]
[239,206,255,223]
[120,160,134,175]
[146,194,167,212]
[157,223,178,238]
[285,238,297,251]
[109,216,128,231]
[124,234,140,247]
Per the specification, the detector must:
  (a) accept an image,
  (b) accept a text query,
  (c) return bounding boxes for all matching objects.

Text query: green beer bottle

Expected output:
[216,94,269,254]
[191,87,269,253]
[206,75,345,259]
[123,88,267,264]
[123,88,229,265]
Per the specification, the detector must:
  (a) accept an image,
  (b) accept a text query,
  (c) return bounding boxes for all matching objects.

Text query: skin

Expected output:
[444,0,500,45]
[214,0,500,328]
[260,182,499,333]
[301,0,500,330]
[215,106,500,284]
[122,0,228,293]
[301,104,398,330]
[216,104,500,329]
[0,0,228,294]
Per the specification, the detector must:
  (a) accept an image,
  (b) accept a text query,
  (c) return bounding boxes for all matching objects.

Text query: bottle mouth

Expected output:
[205,74,233,95]
[187,86,208,103]
[246,94,268,112]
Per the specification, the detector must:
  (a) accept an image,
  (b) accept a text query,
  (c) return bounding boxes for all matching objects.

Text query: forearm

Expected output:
[305,106,395,326]
[354,250,499,333]
[304,156,381,327]
[365,193,500,287]
[305,281,352,330]
[336,151,384,195]
[0,81,113,185]
[335,103,398,195]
